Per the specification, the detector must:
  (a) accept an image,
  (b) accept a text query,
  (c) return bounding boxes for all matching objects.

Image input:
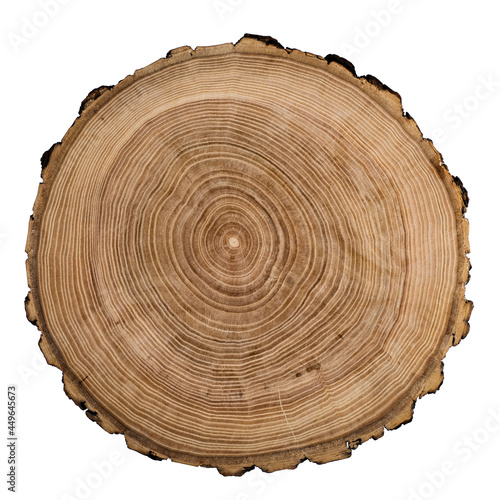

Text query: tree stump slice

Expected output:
[25,35,472,475]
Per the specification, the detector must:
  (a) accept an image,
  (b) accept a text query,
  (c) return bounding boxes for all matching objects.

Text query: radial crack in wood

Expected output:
[25,34,472,475]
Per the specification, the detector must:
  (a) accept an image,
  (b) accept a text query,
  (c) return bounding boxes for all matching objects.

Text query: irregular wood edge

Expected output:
[25,33,472,476]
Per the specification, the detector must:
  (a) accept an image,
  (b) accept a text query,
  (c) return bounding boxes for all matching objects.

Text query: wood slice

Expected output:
[25,34,472,475]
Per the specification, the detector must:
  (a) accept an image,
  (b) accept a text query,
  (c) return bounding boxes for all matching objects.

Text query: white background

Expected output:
[1,1,499,499]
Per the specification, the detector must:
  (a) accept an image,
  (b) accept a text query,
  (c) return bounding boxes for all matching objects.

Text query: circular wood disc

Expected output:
[26,35,472,475]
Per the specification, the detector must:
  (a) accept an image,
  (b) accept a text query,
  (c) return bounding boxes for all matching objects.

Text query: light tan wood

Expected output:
[25,34,472,475]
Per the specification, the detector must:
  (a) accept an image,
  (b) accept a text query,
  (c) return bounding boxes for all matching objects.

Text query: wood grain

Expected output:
[25,34,472,475]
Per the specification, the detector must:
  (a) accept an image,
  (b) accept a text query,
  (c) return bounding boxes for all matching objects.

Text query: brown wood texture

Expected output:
[25,34,472,475]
